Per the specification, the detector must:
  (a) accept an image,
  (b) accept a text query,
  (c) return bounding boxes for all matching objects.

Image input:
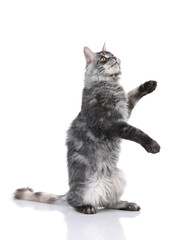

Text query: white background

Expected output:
[0,0,180,239]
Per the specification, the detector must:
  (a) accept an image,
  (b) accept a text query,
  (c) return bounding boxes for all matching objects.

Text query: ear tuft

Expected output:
[84,47,95,63]
[102,43,107,51]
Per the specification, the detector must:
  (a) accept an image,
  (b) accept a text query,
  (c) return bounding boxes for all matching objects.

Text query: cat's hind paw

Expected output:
[124,202,141,211]
[111,201,141,211]
[74,205,97,214]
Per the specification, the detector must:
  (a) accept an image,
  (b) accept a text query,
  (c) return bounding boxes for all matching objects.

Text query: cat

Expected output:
[14,44,160,214]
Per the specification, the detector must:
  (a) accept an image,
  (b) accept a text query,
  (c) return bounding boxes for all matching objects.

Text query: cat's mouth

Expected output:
[108,61,119,69]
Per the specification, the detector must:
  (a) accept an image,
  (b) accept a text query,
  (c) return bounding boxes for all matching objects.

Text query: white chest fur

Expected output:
[83,169,126,207]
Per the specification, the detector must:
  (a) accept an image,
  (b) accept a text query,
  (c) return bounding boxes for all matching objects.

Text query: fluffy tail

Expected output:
[14,187,66,204]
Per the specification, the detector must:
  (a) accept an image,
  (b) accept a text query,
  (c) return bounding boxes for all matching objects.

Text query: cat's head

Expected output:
[84,44,121,86]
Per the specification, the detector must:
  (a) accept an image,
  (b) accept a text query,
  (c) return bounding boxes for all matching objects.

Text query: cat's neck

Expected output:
[84,73,120,89]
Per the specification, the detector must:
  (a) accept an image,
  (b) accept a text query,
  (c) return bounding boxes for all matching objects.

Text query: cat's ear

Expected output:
[102,43,107,51]
[84,47,95,64]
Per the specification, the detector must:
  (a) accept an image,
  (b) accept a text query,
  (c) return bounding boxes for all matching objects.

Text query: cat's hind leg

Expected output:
[108,201,141,211]
[74,205,97,214]
[66,186,97,214]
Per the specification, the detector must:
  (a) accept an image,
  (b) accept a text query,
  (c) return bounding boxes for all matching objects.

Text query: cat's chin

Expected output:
[110,72,121,78]
[109,69,121,78]
[107,65,121,76]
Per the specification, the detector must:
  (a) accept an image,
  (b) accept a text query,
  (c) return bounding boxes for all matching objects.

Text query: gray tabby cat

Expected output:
[14,44,160,214]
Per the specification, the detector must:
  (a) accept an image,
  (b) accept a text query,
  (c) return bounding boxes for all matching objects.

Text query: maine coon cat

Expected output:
[14,44,160,214]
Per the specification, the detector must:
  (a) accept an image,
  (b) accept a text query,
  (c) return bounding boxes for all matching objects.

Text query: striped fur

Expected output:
[14,45,160,214]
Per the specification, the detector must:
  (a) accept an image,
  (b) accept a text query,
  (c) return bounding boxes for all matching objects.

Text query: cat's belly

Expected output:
[83,169,126,207]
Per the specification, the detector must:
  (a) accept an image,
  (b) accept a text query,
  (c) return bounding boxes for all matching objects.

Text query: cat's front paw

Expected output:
[139,80,157,97]
[144,139,160,154]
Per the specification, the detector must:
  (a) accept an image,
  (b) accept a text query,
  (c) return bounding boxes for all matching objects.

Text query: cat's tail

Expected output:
[14,187,66,204]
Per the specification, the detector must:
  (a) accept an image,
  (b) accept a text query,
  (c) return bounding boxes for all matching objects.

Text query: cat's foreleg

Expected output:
[107,121,160,153]
[127,80,157,116]
[107,201,140,211]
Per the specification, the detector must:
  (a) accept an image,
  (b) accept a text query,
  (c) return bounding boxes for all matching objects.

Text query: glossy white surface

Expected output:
[1,0,180,239]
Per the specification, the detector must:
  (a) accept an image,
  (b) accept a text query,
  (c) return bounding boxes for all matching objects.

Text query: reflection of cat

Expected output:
[14,44,160,214]
[14,199,138,240]
[66,209,129,240]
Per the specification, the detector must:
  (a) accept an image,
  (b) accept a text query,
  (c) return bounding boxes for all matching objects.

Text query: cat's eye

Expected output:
[100,57,107,61]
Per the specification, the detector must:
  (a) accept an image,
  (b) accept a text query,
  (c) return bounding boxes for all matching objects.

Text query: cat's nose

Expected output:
[111,56,117,60]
